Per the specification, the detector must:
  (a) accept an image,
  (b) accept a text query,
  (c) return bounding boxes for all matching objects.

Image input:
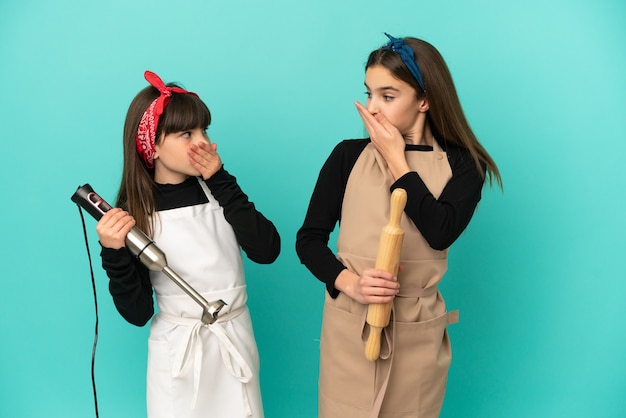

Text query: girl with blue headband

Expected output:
[296,34,501,418]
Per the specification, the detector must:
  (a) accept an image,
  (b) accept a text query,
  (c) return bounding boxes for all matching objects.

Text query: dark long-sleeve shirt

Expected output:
[101,167,281,326]
[295,138,484,297]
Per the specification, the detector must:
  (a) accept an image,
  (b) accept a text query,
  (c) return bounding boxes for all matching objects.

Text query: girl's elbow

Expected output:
[251,236,281,264]
[122,309,153,327]
[423,232,456,251]
[428,240,449,251]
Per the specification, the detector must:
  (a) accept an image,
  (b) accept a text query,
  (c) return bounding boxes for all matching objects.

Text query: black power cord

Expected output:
[76,205,100,418]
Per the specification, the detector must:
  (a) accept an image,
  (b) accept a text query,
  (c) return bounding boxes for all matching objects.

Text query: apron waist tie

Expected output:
[158,307,254,416]
[396,283,439,298]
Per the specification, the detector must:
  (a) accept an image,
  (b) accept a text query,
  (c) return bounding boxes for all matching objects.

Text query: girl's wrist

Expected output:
[334,269,357,296]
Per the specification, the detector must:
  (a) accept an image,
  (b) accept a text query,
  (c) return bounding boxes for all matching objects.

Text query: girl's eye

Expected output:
[383,95,394,101]
[364,91,372,99]
[181,131,192,138]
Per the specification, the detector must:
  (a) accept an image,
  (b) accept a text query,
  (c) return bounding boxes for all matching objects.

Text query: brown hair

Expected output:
[115,83,212,236]
[366,37,502,189]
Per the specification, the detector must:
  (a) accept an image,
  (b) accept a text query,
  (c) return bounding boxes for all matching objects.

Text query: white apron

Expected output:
[146,178,263,418]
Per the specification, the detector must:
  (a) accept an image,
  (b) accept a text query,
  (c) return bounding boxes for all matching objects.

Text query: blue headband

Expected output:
[381,33,425,92]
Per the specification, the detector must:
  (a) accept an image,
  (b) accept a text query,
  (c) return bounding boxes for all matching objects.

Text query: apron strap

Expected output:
[196,177,220,208]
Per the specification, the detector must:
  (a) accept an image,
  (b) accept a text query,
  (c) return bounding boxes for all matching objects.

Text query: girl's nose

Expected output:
[193,133,210,145]
[366,99,378,115]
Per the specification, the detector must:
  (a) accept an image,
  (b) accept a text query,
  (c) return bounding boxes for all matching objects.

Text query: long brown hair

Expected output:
[116,83,212,236]
[366,37,502,189]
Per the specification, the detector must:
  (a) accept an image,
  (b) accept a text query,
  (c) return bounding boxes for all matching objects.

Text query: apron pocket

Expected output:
[319,300,375,409]
[382,311,457,416]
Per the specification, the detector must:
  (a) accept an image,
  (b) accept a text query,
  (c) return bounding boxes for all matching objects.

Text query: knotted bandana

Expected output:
[381,33,426,92]
[135,70,198,168]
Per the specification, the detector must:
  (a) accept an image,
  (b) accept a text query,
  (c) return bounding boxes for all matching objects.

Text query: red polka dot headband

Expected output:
[135,70,198,168]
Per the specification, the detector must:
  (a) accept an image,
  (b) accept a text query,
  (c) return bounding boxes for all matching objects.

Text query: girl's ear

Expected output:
[418,97,429,113]
[153,143,160,160]
[153,133,164,160]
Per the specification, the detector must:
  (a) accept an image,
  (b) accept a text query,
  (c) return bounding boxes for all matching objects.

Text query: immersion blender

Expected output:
[71,184,225,325]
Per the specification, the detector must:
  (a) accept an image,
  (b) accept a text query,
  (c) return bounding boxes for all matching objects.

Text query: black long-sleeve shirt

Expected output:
[101,167,281,326]
[295,138,484,297]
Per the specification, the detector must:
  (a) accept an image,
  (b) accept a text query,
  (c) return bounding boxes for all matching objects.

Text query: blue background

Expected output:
[1,0,625,417]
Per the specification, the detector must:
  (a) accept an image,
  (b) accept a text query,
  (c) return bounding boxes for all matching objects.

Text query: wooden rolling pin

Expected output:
[364,188,407,361]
